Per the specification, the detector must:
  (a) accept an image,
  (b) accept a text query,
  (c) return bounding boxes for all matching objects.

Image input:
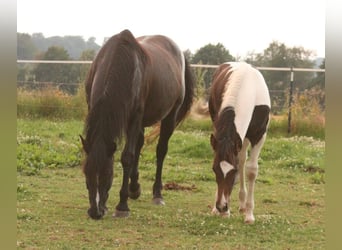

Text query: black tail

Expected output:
[175,57,195,126]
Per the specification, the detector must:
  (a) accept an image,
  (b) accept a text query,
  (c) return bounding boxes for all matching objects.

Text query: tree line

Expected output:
[17,32,325,98]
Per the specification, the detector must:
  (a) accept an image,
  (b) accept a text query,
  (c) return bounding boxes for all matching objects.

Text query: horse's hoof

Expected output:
[113,210,130,218]
[88,209,104,220]
[129,186,141,200]
[152,197,165,205]
[88,214,103,220]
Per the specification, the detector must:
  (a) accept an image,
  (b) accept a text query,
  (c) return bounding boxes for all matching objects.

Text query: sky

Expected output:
[17,0,325,58]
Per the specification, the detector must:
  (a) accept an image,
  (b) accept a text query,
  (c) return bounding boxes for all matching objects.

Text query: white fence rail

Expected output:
[17,60,325,133]
[17,60,325,73]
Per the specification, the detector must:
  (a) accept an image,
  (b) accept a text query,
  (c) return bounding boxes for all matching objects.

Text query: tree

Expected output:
[183,49,193,62]
[34,46,79,93]
[249,41,315,90]
[17,33,37,59]
[192,43,235,89]
[310,58,325,89]
[192,43,234,65]
[79,49,96,82]
[28,33,101,59]
[17,33,38,82]
[246,41,317,113]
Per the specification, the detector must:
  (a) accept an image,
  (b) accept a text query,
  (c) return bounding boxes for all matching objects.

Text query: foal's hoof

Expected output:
[239,207,246,214]
[152,197,165,205]
[113,209,130,218]
[244,219,255,224]
[244,215,255,224]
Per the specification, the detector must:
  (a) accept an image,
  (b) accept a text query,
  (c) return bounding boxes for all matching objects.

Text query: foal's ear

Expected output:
[210,134,217,150]
[79,135,89,154]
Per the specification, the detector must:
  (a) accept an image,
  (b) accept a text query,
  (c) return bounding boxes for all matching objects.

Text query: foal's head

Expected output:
[210,107,242,217]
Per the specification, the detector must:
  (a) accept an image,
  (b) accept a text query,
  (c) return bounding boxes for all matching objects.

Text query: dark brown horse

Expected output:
[80,29,194,219]
[208,62,270,223]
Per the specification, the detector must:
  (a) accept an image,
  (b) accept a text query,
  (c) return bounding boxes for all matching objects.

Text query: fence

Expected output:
[17,60,325,133]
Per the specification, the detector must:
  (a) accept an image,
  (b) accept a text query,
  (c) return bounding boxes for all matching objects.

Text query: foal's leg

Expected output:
[244,134,267,224]
[153,114,176,205]
[114,119,143,217]
[129,130,144,200]
[238,139,250,214]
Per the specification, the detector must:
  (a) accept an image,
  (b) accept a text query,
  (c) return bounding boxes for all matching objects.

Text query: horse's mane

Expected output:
[214,106,242,158]
[219,62,249,113]
[84,30,147,150]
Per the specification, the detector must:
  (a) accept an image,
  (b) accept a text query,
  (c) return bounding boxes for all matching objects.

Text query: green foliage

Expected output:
[191,43,234,88]
[245,41,323,114]
[17,85,87,120]
[262,136,325,175]
[17,32,101,60]
[192,43,234,65]
[247,41,317,90]
[78,49,96,82]
[33,46,81,93]
[17,32,99,91]
[17,33,37,59]
[290,87,325,137]
[192,65,208,97]
[17,119,84,175]
[310,58,325,89]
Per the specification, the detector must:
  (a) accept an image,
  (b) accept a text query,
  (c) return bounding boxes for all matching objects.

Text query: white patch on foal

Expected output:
[212,189,231,217]
[220,161,235,177]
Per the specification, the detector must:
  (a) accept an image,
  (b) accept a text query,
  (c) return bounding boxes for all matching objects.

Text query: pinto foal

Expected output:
[208,62,270,223]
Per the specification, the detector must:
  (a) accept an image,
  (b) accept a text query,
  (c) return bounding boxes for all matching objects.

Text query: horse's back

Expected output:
[137,35,186,126]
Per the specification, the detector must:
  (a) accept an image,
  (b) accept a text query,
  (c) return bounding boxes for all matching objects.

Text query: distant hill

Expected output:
[17,32,101,59]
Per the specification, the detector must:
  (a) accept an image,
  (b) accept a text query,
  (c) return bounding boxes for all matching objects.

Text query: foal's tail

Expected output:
[175,57,195,126]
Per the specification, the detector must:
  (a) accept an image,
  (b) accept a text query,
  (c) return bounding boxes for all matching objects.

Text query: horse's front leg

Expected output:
[98,160,114,217]
[244,134,266,224]
[85,171,101,219]
[113,145,133,217]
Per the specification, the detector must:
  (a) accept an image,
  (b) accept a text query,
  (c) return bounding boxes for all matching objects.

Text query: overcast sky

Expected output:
[17,0,325,58]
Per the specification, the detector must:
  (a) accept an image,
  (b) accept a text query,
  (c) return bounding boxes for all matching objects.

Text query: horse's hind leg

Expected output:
[153,114,176,205]
[244,134,267,224]
[129,130,144,200]
[114,118,143,217]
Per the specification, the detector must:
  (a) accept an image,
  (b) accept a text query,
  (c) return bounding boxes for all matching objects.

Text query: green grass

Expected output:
[17,118,325,249]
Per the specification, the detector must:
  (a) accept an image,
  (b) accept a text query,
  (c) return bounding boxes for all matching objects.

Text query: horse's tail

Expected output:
[175,57,195,126]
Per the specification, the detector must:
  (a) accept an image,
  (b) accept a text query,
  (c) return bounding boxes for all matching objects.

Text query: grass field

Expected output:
[17,118,325,249]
